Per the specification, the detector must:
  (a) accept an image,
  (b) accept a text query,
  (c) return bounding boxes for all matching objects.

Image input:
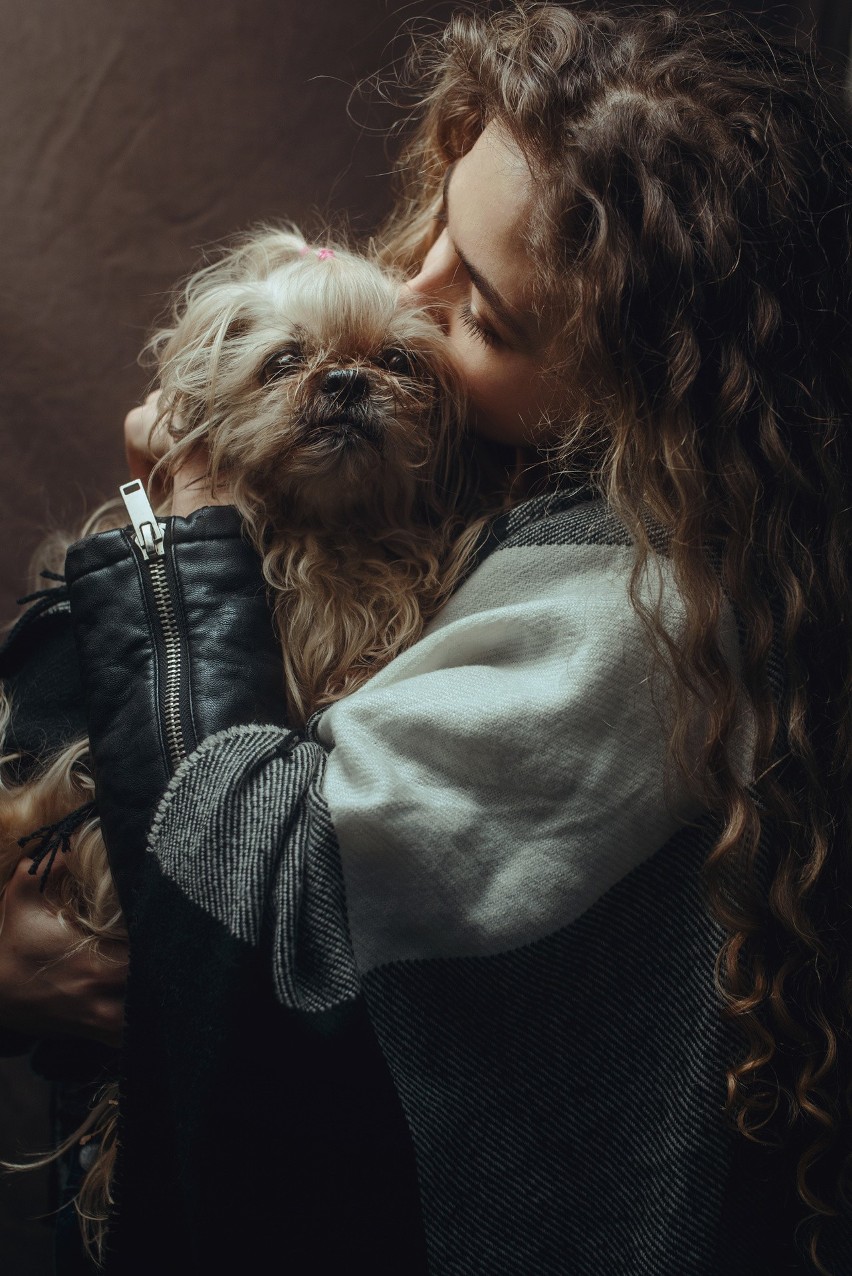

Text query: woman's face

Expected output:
[405,122,559,448]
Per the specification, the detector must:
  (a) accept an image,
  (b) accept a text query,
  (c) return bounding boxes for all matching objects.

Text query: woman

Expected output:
[4,4,852,1272]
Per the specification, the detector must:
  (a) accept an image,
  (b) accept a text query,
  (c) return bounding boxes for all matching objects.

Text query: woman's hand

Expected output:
[124,389,232,518]
[0,861,127,1047]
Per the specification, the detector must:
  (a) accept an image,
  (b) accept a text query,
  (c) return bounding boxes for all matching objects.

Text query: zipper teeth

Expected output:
[147,555,187,770]
[119,482,189,773]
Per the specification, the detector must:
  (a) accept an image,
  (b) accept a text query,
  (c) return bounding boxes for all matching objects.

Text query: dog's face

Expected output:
[157,233,466,527]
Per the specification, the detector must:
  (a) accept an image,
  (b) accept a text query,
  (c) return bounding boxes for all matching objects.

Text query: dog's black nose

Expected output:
[322,368,369,402]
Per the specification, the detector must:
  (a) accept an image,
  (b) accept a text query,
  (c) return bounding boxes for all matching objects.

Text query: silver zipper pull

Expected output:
[120,480,166,560]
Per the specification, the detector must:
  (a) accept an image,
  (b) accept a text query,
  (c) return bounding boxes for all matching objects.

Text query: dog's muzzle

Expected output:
[313,368,382,444]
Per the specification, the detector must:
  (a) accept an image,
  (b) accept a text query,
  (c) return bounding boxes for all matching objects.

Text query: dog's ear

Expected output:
[155,282,251,382]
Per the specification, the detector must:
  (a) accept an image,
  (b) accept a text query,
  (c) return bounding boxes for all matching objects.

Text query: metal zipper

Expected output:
[120,480,188,770]
[38,600,70,619]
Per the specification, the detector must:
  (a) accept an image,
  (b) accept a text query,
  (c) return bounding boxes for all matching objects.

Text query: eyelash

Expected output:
[458,301,501,349]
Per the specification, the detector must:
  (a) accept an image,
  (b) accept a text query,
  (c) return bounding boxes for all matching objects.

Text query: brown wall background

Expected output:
[0,1,848,1272]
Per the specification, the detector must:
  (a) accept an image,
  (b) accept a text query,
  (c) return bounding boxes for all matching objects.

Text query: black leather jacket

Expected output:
[66,504,289,916]
[65,504,427,1275]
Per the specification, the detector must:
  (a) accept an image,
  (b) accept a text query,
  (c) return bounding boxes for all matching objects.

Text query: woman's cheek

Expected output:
[444,331,491,402]
[467,374,527,443]
[443,326,539,444]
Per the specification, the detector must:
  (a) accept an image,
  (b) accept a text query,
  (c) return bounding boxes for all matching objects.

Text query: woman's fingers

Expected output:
[124,389,167,480]
[0,859,128,1046]
[124,386,234,516]
[124,389,175,510]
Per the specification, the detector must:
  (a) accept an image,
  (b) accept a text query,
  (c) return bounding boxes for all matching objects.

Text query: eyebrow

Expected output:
[441,163,531,346]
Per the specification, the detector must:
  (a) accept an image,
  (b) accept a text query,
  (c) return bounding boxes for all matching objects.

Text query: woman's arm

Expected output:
[65,461,711,988]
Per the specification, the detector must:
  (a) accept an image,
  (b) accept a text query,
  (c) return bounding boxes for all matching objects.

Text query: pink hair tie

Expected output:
[298,245,335,260]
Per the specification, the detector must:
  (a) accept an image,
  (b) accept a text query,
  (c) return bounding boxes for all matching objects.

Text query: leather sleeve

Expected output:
[65,505,288,916]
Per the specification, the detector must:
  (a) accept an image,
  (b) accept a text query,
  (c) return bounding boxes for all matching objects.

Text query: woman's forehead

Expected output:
[450,124,537,315]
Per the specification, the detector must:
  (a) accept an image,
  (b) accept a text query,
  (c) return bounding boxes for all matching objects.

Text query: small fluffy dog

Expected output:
[0,227,493,1259]
[153,227,483,722]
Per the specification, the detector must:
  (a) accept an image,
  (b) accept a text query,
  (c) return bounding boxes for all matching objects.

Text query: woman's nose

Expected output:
[403,231,457,324]
[403,269,427,299]
[404,265,439,303]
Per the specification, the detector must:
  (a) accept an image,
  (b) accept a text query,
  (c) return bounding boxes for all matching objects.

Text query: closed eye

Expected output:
[458,302,502,349]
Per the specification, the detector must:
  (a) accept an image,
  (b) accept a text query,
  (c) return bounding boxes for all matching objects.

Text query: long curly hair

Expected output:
[374,3,852,1269]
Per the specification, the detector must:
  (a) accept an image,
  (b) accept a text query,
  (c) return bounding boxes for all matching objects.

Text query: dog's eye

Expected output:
[260,347,302,384]
[377,348,415,377]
